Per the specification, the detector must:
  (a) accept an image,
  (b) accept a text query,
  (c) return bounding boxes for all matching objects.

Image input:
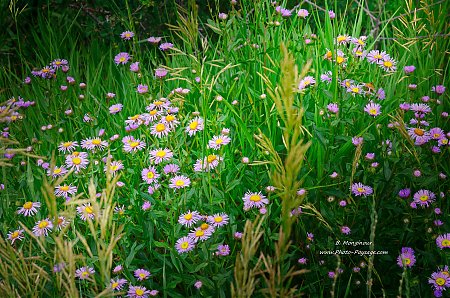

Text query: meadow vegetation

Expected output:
[0,0,449,297]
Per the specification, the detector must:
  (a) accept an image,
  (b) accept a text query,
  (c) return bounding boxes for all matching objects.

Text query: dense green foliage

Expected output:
[1,0,449,297]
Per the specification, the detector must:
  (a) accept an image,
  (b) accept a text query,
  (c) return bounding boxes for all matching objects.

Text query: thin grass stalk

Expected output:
[231,215,265,298]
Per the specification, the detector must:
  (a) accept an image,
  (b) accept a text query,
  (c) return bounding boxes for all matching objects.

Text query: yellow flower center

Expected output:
[374,54,382,59]
[181,241,189,249]
[419,195,428,202]
[357,187,365,193]
[175,179,185,186]
[92,139,101,145]
[325,51,332,59]
[42,68,50,73]
[139,273,146,279]
[38,220,49,229]
[63,142,73,147]
[414,128,424,136]
[214,216,223,223]
[110,165,118,171]
[149,110,157,115]
[72,152,80,156]
[250,195,261,202]
[200,223,209,230]
[119,57,126,62]
[443,271,449,276]
[54,168,62,174]
[129,141,140,148]
[436,277,446,286]
[166,115,175,122]
[404,258,411,265]
[130,114,140,121]
[85,206,93,214]
[72,157,82,165]
[23,201,33,209]
[55,61,61,65]
[358,39,364,45]
[304,80,311,86]
[195,230,205,237]
[155,123,166,132]
[215,138,224,145]
[58,218,63,225]
[60,185,70,192]
[442,240,450,247]
[369,109,377,115]
[433,133,440,138]
[112,282,119,289]
[81,271,89,277]
[147,171,154,179]
[11,231,19,238]
[154,101,163,106]
[383,61,393,67]
[184,213,193,220]
[351,87,359,93]
[156,150,166,157]
[337,36,346,42]
[189,121,198,130]
[207,155,217,163]
[336,56,344,64]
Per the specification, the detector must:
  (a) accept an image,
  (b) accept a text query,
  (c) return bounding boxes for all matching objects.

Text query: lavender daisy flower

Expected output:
[130,62,140,72]
[147,36,161,44]
[175,236,195,254]
[207,213,229,227]
[328,10,336,19]
[155,68,169,79]
[137,84,148,94]
[398,188,411,198]
[134,268,151,281]
[7,228,24,244]
[208,135,231,150]
[159,42,174,51]
[110,278,127,291]
[320,71,332,83]
[297,9,309,18]
[33,218,53,236]
[413,189,436,207]
[217,244,230,256]
[17,201,41,216]
[178,210,202,227]
[120,31,134,40]
[429,271,450,291]
[351,182,373,197]
[169,175,191,189]
[114,52,130,65]
[163,163,180,174]
[128,285,151,298]
[142,201,151,211]
[75,266,95,280]
[403,65,416,74]
[341,226,351,235]
[141,166,160,184]
[298,76,316,91]
[352,137,363,146]
[242,191,269,210]
[397,247,416,268]
[436,234,450,249]
[364,102,381,117]
[432,85,446,95]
